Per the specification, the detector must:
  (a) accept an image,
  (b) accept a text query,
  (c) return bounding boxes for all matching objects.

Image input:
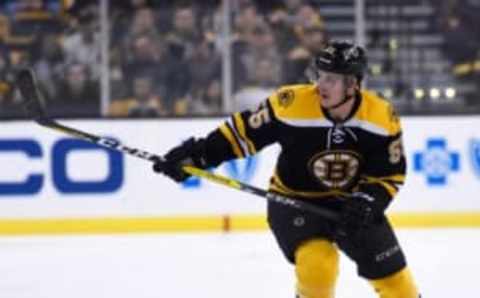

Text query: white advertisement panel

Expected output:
[0,117,479,219]
[396,116,480,212]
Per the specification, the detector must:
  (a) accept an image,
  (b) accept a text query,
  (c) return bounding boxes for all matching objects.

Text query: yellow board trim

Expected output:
[388,212,480,228]
[0,216,225,236]
[0,212,480,235]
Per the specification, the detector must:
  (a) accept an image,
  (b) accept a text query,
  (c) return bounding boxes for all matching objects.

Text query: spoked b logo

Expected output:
[308,150,361,190]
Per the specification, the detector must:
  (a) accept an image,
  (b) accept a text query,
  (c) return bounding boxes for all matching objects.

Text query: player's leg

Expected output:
[267,200,339,298]
[369,267,419,298]
[336,215,420,298]
[295,239,339,298]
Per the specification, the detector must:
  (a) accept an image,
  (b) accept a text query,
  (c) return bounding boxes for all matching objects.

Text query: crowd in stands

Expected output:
[0,0,328,118]
[431,0,480,107]
[1,0,476,119]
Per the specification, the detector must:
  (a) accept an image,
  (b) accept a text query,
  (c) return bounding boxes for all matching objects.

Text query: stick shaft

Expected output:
[37,119,340,221]
[37,118,161,162]
[183,166,340,221]
[17,68,340,222]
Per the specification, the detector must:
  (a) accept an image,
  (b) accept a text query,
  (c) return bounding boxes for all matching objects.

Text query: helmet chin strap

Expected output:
[324,77,358,111]
[326,92,354,110]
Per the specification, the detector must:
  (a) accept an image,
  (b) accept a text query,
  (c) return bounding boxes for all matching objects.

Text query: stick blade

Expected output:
[15,68,47,119]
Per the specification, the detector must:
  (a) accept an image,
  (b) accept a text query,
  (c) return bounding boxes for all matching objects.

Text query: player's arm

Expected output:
[215,100,279,161]
[355,131,406,212]
[341,107,406,231]
[153,98,280,182]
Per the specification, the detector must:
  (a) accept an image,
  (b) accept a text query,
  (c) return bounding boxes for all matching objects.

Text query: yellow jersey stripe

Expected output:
[219,124,245,158]
[378,180,398,197]
[379,174,405,183]
[270,174,344,199]
[361,177,398,197]
[344,119,390,136]
[363,174,405,184]
[226,118,249,156]
[233,113,257,155]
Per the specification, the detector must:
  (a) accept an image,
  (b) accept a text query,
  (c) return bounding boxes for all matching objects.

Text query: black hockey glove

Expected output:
[339,192,383,234]
[152,137,209,182]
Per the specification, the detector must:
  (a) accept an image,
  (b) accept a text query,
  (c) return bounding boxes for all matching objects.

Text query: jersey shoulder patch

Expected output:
[268,84,325,121]
[353,90,401,136]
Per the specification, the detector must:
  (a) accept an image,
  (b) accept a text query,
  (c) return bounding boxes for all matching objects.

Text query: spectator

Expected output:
[121,7,161,53]
[123,34,162,87]
[200,2,224,50]
[284,0,303,12]
[0,51,18,118]
[165,5,202,62]
[230,3,263,91]
[108,47,128,100]
[240,22,282,89]
[32,33,65,101]
[267,0,305,52]
[10,0,62,47]
[439,5,479,65]
[234,58,278,110]
[233,3,261,40]
[52,63,100,117]
[0,14,9,42]
[125,0,151,10]
[128,76,168,117]
[435,0,480,107]
[294,3,323,29]
[6,0,64,48]
[189,39,221,98]
[109,75,168,117]
[122,34,191,111]
[284,21,327,84]
[190,78,223,115]
[62,7,101,79]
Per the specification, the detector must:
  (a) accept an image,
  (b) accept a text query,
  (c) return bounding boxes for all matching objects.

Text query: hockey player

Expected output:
[153,40,420,298]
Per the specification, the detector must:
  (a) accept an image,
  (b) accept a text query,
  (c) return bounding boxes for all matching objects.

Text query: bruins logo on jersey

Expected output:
[278,89,295,108]
[308,150,362,190]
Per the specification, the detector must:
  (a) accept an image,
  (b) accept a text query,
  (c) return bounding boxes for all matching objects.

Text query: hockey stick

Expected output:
[15,68,340,222]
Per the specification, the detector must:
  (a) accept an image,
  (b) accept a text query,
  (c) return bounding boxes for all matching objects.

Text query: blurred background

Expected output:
[0,1,480,297]
[1,0,479,119]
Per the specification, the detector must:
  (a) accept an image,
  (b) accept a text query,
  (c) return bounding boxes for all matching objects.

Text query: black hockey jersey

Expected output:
[205,84,405,208]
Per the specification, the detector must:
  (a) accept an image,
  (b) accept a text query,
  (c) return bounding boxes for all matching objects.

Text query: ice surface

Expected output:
[0,229,477,297]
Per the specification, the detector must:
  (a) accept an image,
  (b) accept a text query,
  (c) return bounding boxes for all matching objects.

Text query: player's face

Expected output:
[314,70,355,109]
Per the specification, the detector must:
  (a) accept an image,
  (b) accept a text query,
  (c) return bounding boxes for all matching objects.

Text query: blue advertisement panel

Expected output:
[0,117,479,219]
